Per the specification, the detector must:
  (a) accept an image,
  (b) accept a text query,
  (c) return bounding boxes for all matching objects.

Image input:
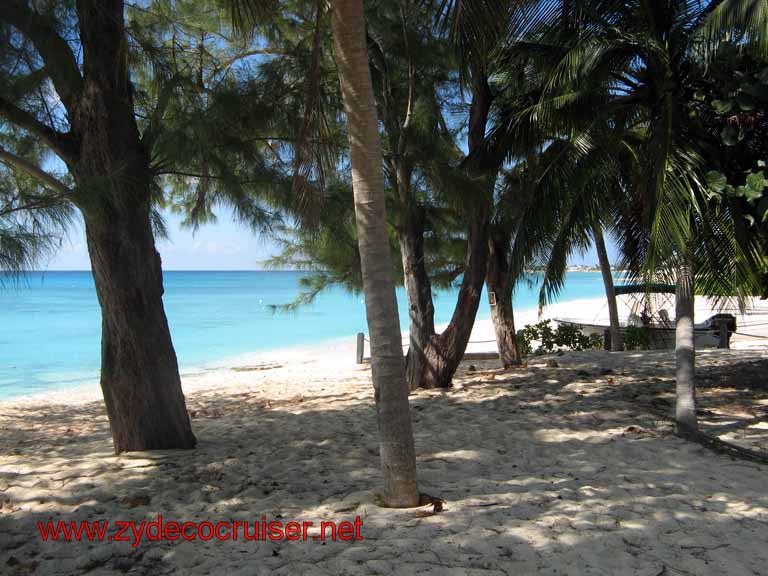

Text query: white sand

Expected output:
[1,296,768,575]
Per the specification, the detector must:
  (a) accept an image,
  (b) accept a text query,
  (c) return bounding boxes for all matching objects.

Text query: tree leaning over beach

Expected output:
[0,0,195,452]
[0,0,289,452]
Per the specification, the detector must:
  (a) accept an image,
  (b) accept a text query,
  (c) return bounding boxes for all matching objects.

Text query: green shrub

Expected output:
[519,319,557,354]
[515,331,533,357]
[516,320,604,357]
[624,325,651,350]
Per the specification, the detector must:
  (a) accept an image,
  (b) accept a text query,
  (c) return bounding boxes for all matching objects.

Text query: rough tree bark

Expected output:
[330,0,419,507]
[486,232,522,367]
[675,255,698,438]
[400,214,488,390]
[399,76,493,390]
[0,0,197,452]
[82,185,195,452]
[420,220,486,389]
[398,205,436,390]
[76,0,195,452]
[593,224,623,351]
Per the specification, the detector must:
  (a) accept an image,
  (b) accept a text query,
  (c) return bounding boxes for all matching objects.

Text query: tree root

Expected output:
[641,403,768,465]
[685,430,768,465]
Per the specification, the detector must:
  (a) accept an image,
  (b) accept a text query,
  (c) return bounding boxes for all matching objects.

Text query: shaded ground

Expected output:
[606,353,768,454]
[1,349,767,575]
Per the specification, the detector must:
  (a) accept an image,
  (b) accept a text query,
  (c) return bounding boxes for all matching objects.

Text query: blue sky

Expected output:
[45,205,619,271]
[47,206,280,271]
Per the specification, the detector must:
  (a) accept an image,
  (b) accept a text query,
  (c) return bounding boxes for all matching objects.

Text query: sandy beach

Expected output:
[2,296,768,575]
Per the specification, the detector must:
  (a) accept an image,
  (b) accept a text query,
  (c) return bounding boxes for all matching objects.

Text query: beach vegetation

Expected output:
[3,0,768,502]
[517,319,603,356]
[0,0,293,452]
[623,326,652,351]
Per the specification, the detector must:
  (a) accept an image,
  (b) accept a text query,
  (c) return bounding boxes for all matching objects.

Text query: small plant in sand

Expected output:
[624,326,651,351]
[517,320,603,356]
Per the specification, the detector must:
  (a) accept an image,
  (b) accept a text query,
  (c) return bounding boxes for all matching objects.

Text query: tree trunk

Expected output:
[486,234,521,367]
[399,211,487,390]
[675,256,698,438]
[420,218,488,389]
[593,224,623,351]
[398,207,436,390]
[84,198,196,452]
[330,0,419,508]
[397,198,489,390]
[401,215,488,390]
[399,73,493,390]
[71,0,195,453]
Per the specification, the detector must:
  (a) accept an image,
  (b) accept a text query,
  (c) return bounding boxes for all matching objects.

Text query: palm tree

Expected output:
[266,1,507,389]
[486,226,524,366]
[499,0,767,437]
[486,110,635,355]
[675,250,698,437]
[364,0,491,391]
[172,0,421,507]
[329,0,419,507]
[592,224,624,351]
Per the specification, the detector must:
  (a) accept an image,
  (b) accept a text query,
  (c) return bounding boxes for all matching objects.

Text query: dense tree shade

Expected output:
[1,0,767,479]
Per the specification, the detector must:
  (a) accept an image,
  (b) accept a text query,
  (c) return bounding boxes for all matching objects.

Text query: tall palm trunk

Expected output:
[486,232,521,367]
[592,224,623,351]
[675,255,698,438]
[330,0,419,507]
[75,0,194,452]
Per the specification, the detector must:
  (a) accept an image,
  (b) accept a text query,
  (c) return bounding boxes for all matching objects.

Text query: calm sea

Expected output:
[0,270,608,398]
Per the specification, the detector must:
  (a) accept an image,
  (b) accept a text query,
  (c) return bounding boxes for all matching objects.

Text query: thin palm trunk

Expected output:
[593,224,623,351]
[486,233,522,367]
[330,0,419,507]
[675,254,698,437]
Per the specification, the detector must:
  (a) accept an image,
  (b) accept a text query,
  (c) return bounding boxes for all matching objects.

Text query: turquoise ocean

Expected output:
[0,271,608,398]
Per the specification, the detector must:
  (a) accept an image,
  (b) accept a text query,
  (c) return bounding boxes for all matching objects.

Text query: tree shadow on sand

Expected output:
[1,349,767,575]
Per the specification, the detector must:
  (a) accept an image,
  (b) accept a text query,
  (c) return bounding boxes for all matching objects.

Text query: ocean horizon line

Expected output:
[6,268,302,273]
[1,270,612,398]
[10,268,611,274]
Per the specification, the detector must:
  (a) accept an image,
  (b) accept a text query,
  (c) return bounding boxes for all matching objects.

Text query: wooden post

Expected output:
[717,319,730,349]
[356,332,365,363]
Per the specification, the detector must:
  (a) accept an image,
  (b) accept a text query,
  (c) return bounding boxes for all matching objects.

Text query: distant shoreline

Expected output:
[3,292,767,407]
[8,268,306,274]
[0,296,609,406]
[15,268,624,274]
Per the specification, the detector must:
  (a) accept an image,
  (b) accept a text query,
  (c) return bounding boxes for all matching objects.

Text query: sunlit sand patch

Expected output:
[1,330,767,574]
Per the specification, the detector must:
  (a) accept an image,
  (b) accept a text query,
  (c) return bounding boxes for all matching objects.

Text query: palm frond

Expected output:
[697,0,768,59]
